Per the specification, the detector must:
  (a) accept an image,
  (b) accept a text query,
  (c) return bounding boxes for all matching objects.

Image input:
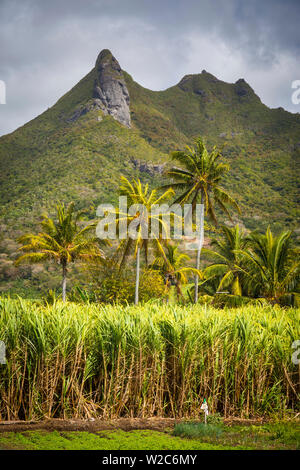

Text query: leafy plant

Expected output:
[163,136,240,302]
[237,227,300,304]
[15,202,106,301]
[152,242,200,302]
[203,224,247,296]
[0,298,298,420]
[173,422,223,439]
[113,176,175,304]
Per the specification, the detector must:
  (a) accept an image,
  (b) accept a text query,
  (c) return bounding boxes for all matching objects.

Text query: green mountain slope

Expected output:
[0,49,299,294]
[126,71,300,229]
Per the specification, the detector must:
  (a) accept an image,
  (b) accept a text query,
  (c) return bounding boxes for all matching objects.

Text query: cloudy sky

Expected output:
[0,0,299,136]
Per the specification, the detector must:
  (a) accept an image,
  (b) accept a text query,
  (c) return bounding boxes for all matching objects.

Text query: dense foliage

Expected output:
[0,60,299,293]
[15,203,105,301]
[0,298,299,420]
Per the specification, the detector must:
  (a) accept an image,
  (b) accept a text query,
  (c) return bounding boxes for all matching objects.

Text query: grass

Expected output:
[0,297,299,420]
[173,422,223,440]
[173,420,300,450]
[0,429,235,450]
[0,421,299,450]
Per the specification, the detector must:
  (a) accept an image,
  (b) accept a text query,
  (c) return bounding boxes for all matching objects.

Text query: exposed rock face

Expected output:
[234,78,259,101]
[131,158,165,175]
[93,49,131,127]
[69,99,104,122]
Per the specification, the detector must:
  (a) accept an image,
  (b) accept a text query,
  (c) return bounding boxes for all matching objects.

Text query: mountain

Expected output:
[0,49,299,294]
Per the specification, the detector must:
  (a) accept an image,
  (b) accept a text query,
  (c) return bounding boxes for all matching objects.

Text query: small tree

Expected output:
[114,176,174,305]
[163,136,240,302]
[152,242,200,302]
[237,227,300,304]
[15,202,105,301]
[203,225,247,296]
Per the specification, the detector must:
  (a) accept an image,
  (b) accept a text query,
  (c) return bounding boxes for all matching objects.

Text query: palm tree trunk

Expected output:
[135,246,140,305]
[62,262,67,302]
[194,197,204,303]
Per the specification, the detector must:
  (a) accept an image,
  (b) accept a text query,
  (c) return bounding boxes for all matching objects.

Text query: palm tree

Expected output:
[237,227,300,304]
[163,136,240,302]
[202,225,247,296]
[15,202,105,301]
[114,176,175,304]
[152,242,201,302]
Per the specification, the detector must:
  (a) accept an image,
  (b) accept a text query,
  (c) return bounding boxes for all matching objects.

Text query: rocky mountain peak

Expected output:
[234,78,257,99]
[96,49,114,63]
[93,49,131,127]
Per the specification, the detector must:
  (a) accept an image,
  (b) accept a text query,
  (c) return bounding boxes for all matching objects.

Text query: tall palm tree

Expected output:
[15,202,105,301]
[163,136,240,302]
[237,227,300,304]
[152,242,201,302]
[114,176,175,304]
[202,225,247,296]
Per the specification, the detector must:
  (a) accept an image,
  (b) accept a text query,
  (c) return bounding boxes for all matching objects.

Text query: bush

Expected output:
[173,422,223,439]
[42,289,61,305]
[93,266,165,304]
[95,266,134,304]
[207,413,224,425]
[138,270,165,303]
[195,294,213,305]
[212,293,263,308]
[68,286,97,303]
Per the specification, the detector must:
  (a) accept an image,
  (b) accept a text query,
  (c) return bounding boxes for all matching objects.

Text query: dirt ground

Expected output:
[0,417,265,434]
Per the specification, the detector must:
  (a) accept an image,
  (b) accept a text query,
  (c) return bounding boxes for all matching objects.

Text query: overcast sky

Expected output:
[0,0,299,136]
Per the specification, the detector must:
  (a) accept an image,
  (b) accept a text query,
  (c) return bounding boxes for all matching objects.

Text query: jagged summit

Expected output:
[93,49,131,127]
[68,50,262,129]
[234,78,258,98]
[94,49,122,79]
[176,70,260,104]
[69,49,131,127]
[96,48,114,63]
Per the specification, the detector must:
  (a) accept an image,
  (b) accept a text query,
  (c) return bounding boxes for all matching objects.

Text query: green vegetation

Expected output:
[11,196,299,304]
[0,51,299,454]
[203,225,247,296]
[0,56,299,294]
[163,136,240,301]
[173,422,223,440]
[237,227,300,304]
[0,429,235,450]
[0,421,299,450]
[15,203,105,301]
[126,70,300,231]
[11,138,297,306]
[88,262,166,304]
[173,420,300,450]
[0,297,298,421]
[114,176,174,304]
[202,225,300,306]
[151,243,199,302]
